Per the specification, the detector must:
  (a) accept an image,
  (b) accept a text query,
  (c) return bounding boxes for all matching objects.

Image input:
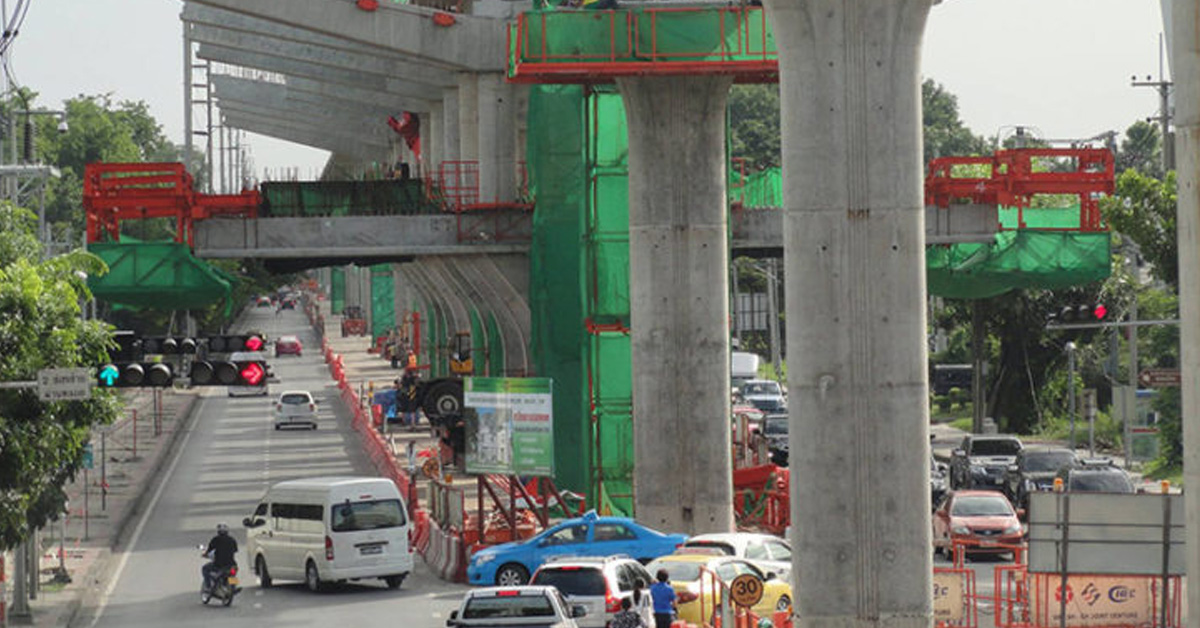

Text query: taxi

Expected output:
[644,552,791,624]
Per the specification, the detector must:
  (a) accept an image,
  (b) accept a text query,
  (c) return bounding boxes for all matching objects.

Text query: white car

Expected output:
[273,390,318,430]
[680,532,792,581]
[739,379,787,412]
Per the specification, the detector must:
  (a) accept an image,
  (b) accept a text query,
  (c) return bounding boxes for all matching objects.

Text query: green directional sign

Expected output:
[98,364,120,387]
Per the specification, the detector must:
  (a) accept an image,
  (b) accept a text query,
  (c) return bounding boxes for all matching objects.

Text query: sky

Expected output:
[13,0,1169,182]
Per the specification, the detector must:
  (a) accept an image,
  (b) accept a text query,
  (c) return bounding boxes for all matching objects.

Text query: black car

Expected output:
[1055,459,1137,494]
[761,413,788,467]
[1001,446,1079,512]
[949,434,1024,490]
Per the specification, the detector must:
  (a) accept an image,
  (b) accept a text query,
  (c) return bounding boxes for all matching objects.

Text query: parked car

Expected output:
[274,335,303,357]
[739,380,786,412]
[1001,446,1079,512]
[446,586,587,628]
[255,296,272,308]
[681,532,792,581]
[760,413,789,467]
[932,490,1024,561]
[529,556,653,628]
[949,434,1024,490]
[273,390,318,430]
[1055,459,1137,494]
[645,554,791,625]
[467,510,687,586]
[930,455,949,508]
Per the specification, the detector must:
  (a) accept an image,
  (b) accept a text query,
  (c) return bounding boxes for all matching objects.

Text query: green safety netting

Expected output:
[733,168,782,208]
[88,242,235,312]
[371,264,395,339]
[509,7,774,72]
[330,267,345,314]
[260,180,439,217]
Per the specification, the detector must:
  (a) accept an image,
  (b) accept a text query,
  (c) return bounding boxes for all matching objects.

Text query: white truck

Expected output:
[446,586,588,628]
[731,351,761,392]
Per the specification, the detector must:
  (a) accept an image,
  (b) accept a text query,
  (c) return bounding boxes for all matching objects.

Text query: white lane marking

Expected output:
[89,396,208,627]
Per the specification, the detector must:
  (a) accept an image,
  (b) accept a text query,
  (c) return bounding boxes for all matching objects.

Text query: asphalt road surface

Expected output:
[79,307,469,628]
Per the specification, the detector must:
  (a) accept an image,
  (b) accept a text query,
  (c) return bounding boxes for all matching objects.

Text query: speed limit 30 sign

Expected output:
[730,573,764,608]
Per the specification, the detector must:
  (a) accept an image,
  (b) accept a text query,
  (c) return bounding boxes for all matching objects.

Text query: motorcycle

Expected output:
[199,546,241,607]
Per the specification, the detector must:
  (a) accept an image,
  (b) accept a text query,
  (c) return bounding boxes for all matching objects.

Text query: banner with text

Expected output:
[1034,576,1153,627]
[464,377,554,476]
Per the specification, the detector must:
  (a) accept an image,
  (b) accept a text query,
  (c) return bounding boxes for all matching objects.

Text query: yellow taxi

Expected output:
[645,552,792,624]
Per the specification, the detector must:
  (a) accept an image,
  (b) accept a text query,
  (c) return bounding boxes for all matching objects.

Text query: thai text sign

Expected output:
[932,571,965,622]
[464,377,554,476]
[1034,576,1152,627]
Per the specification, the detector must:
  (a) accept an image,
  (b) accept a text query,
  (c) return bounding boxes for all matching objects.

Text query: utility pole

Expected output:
[1131,34,1174,172]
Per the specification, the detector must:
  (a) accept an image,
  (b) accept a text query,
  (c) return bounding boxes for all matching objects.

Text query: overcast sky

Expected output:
[15,0,1168,183]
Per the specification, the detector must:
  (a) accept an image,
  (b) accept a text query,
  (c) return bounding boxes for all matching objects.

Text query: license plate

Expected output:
[360,545,383,555]
[228,576,240,586]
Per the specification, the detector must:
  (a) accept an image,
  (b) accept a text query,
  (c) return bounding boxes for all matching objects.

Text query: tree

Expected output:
[728,85,780,171]
[0,205,120,550]
[1115,120,1162,178]
[922,79,990,164]
[1102,169,1177,287]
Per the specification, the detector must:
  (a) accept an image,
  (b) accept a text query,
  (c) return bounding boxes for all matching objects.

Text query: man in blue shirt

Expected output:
[649,569,677,628]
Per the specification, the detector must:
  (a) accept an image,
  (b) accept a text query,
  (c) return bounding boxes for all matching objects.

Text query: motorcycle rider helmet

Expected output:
[216,522,229,535]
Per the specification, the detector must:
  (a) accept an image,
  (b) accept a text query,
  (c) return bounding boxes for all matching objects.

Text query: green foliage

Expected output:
[0,205,120,550]
[1101,169,1177,287]
[922,80,990,164]
[1116,120,1162,178]
[728,85,780,171]
[1153,387,1182,468]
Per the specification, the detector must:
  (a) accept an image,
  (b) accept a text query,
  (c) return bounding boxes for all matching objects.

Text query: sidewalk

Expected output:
[2,388,199,627]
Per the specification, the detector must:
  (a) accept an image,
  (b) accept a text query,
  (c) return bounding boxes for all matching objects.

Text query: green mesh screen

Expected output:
[370,264,395,339]
[734,168,782,208]
[486,313,505,376]
[260,180,439,216]
[330,268,345,314]
[88,242,234,312]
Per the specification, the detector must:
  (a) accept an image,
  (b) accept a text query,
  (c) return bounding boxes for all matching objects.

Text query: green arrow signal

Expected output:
[99,364,119,387]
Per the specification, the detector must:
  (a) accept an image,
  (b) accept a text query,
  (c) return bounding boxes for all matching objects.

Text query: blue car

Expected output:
[467,510,688,586]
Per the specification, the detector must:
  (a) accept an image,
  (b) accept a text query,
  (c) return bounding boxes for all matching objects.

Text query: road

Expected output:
[79,306,469,627]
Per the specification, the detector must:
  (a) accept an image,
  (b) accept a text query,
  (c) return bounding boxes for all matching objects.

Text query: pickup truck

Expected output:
[948,434,1023,491]
[447,586,588,628]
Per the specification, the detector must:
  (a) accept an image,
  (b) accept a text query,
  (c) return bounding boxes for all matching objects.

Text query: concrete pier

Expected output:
[763,0,934,625]
[477,72,517,203]
[617,75,735,535]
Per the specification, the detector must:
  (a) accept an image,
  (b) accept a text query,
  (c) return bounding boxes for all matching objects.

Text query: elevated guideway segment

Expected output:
[218,111,390,159]
[210,75,428,125]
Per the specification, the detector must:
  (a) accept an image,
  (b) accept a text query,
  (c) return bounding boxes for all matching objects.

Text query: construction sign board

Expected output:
[932,571,965,622]
[464,377,554,476]
[1033,575,1153,627]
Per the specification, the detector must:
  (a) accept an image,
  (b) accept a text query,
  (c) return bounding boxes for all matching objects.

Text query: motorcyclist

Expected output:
[201,522,239,598]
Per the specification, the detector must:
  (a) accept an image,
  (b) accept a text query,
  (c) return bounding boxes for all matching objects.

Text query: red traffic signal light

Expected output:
[243,335,264,352]
[189,360,268,387]
[1093,304,1107,320]
[208,334,266,353]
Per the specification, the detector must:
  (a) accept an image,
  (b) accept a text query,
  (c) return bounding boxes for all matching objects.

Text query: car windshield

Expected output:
[281,393,310,405]
[951,495,1013,517]
[763,417,788,436]
[330,498,406,532]
[1026,451,1077,472]
[744,382,781,396]
[279,336,299,345]
[1070,471,1134,493]
[646,560,703,583]
[972,439,1021,456]
[463,595,555,619]
[531,568,606,596]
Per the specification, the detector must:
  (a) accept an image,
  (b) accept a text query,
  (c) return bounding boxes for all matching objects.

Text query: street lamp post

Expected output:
[1066,341,1077,451]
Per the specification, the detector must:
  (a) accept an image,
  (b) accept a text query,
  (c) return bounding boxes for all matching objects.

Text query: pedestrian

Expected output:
[399,366,421,430]
[609,597,645,628]
[650,569,677,628]
[633,578,654,628]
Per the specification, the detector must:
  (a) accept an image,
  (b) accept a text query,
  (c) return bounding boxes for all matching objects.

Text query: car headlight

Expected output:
[951,525,971,535]
[473,553,496,566]
[1003,524,1022,535]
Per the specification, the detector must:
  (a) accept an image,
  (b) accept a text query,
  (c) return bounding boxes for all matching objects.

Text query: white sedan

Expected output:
[680,532,792,581]
[273,390,318,430]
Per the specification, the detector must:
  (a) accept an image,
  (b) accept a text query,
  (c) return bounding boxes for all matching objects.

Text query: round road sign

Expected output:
[730,573,764,608]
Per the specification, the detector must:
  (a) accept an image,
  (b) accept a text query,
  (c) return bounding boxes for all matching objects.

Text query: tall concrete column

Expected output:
[477,72,517,203]
[616,75,734,535]
[442,86,461,165]
[457,73,480,161]
[1167,0,1200,621]
[762,1,933,626]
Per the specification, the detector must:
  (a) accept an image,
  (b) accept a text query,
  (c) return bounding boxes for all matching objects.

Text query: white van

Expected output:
[242,476,413,591]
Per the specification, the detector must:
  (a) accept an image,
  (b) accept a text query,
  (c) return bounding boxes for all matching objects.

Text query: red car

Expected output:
[275,335,303,357]
[932,490,1024,561]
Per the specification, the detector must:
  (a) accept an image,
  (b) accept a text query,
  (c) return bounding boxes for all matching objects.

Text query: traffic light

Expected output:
[1048,303,1108,326]
[141,336,198,355]
[96,362,175,388]
[207,334,266,353]
[189,360,268,387]
[109,331,142,362]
